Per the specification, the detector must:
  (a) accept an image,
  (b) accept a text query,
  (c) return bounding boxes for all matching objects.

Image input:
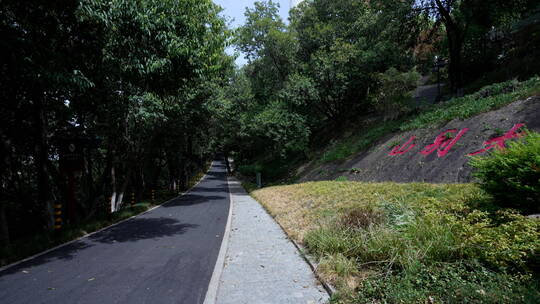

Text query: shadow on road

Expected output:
[0,214,199,277]
[0,162,228,278]
[162,193,227,207]
[88,217,198,244]
[188,186,228,193]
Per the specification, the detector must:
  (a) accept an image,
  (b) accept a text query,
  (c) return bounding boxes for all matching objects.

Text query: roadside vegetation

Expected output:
[1,0,230,254]
[252,182,539,303]
[222,0,540,182]
[0,166,208,267]
[319,77,540,163]
[251,132,540,303]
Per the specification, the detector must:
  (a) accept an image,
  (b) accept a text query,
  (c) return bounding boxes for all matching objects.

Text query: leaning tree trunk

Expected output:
[110,164,131,212]
[446,29,464,96]
[435,0,465,96]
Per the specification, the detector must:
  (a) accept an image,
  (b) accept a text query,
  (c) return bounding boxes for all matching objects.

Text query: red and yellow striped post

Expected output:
[151,189,155,204]
[131,192,135,208]
[54,204,62,230]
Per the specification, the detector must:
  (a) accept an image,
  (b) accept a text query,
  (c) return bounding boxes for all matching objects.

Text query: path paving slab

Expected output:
[215,179,328,304]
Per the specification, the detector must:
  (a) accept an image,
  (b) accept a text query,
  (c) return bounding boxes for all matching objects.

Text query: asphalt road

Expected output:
[0,160,230,304]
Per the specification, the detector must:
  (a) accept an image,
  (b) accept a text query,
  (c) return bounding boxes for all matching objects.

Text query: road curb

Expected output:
[0,162,213,274]
[281,227,336,297]
[248,188,336,298]
[203,175,234,304]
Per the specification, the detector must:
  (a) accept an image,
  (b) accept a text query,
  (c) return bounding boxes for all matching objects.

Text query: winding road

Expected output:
[0,160,230,304]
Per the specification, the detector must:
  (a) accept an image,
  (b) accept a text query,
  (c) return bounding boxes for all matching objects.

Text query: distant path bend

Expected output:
[0,160,231,304]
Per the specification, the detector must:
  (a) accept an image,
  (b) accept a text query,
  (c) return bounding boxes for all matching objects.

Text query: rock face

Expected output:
[298,96,540,183]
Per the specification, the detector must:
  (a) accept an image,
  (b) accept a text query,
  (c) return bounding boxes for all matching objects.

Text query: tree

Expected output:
[414,0,540,94]
[0,0,232,248]
[290,0,417,122]
[236,0,296,102]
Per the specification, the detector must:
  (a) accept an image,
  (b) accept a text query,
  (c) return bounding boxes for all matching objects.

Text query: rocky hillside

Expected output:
[297,95,540,183]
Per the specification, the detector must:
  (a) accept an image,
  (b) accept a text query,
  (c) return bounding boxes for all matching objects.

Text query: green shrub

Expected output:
[457,209,540,272]
[400,76,540,131]
[237,163,263,176]
[470,131,540,213]
[370,67,420,121]
[356,261,540,304]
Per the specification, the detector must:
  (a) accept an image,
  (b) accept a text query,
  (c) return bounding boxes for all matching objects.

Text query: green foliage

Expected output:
[223,0,423,173]
[320,121,401,163]
[371,67,421,120]
[288,0,417,122]
[252,101,311,155]
[225,1,308,161]
[238,164,264,176]
[401,77,540,131]
[241,182,259,194]
[0,0,232,250]
[235,0,295,99]
[470,131,540,213]
[318,253,358,279]
[334,176,348,182]
[318,77,540,163]
[457,209,540,271]
[356,261,540,304]
[287,181,540,303]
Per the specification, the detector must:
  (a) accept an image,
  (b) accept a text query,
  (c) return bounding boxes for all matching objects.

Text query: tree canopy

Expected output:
[1,0,539,252]
[0,0,232,246]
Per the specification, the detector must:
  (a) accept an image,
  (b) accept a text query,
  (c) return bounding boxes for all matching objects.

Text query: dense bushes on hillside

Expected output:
[225,0,540,181]
[471,131,540,213]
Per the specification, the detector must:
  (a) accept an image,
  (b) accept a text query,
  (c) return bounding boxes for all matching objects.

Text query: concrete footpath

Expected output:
[214,178,329,304]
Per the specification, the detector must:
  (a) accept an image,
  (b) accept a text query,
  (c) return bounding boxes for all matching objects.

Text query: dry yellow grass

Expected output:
[252,181,482,243]
[251,181,540,303]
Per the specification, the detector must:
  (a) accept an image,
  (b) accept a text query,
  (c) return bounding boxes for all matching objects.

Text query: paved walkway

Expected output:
[414,75,445,106]
[215,178,328,304]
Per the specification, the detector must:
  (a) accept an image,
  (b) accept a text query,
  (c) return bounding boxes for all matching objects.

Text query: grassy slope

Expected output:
[243,78,540,303]
[252,182,540,303]
[319,77,540,163]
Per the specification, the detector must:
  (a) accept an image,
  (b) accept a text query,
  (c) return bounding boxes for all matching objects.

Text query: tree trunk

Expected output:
[0,200,9,247]
[110,164,117,212]
[434,0,465,96]
[0,132,12,246]
[34,95,53,229]
[446,28,464,95]
[85,145,95,217]
[111,165,131,212]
